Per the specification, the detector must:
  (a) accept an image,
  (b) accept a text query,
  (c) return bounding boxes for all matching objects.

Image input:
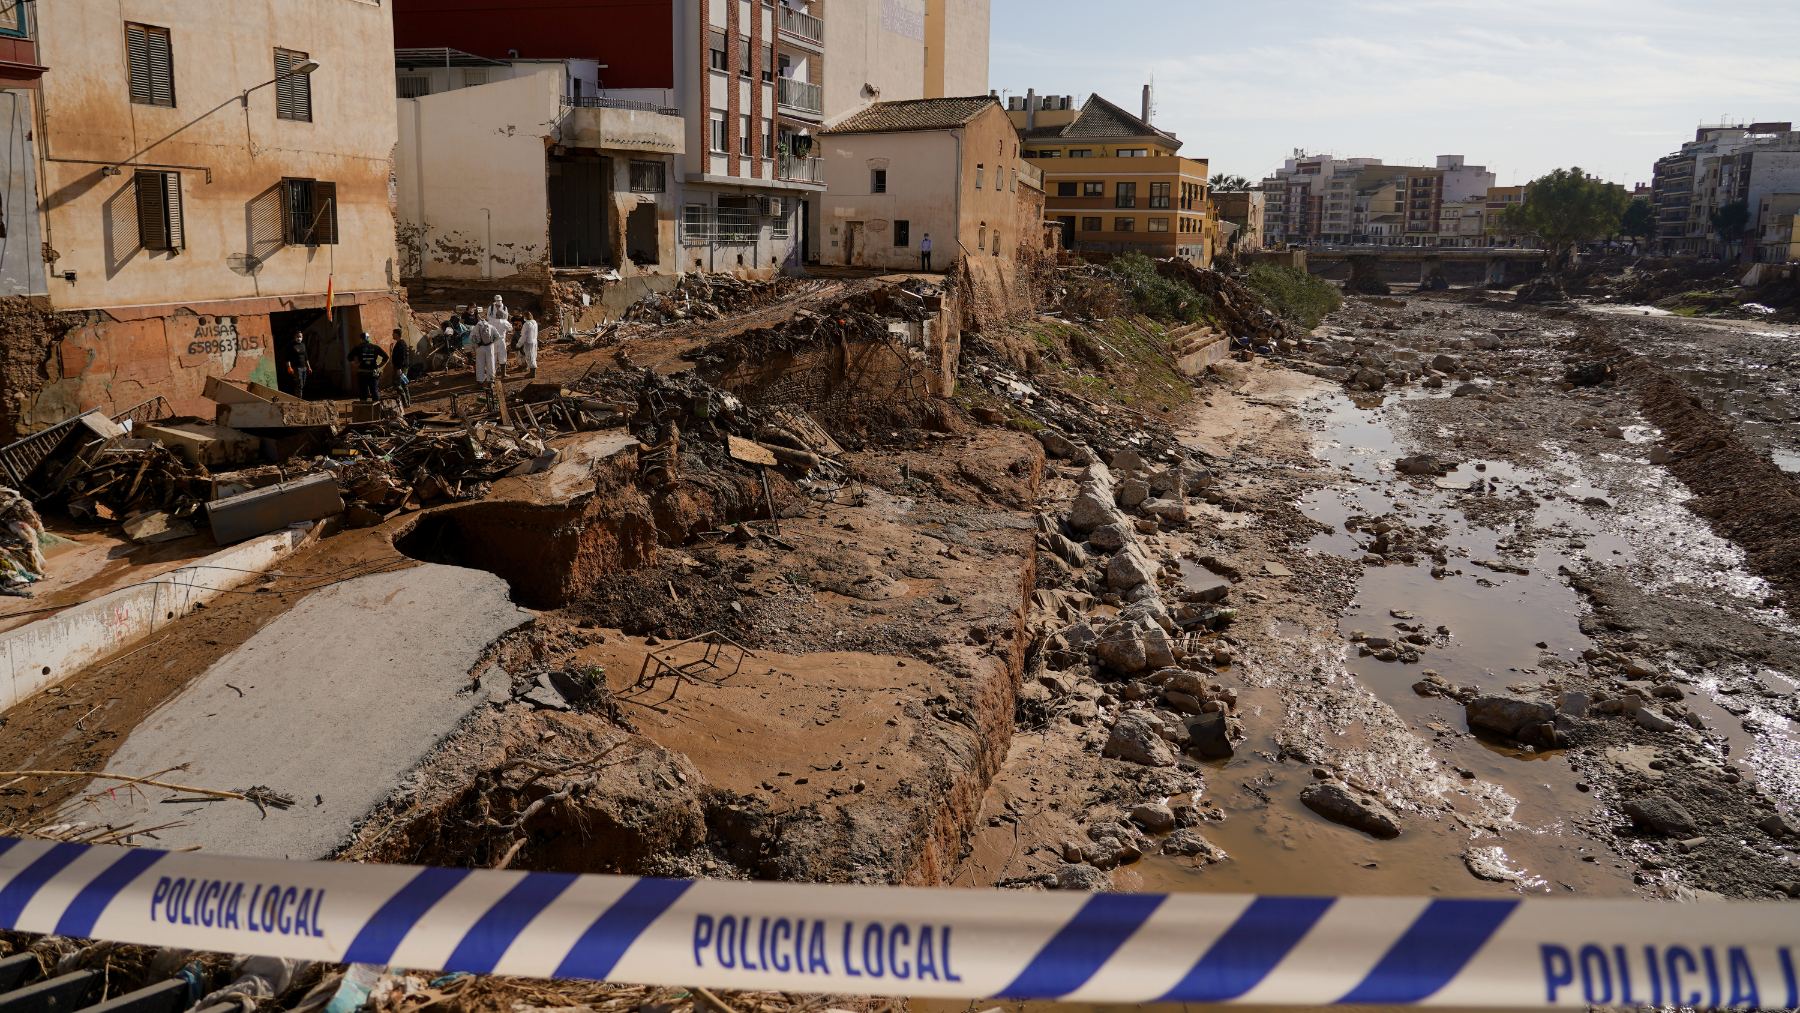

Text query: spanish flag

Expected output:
[325,274,335,322]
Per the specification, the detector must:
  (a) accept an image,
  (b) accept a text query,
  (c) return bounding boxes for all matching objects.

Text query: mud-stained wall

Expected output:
[7,293,402,437]
[397,69,557,283]
[31,1,398,312]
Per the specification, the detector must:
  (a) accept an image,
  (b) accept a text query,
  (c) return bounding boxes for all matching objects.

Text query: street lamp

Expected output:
[241,59,321,107]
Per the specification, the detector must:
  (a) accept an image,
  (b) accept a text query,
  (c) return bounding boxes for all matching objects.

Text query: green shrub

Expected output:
[1109,253,1212,324]
[1245,264,1342,330]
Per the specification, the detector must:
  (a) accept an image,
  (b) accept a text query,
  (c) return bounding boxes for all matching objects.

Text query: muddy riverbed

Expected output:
[963,293,1800,907]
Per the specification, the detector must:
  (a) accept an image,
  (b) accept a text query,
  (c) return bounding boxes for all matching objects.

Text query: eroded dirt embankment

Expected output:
[1580,328,1800,609]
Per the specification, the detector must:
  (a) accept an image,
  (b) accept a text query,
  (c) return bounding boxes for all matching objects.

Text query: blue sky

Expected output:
[988,0,1800,185]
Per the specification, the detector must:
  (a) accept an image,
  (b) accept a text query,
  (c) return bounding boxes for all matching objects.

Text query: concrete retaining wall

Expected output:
[0,525,314,714]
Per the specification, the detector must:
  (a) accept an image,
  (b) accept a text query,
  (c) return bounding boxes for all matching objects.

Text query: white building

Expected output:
[394,51,685,284]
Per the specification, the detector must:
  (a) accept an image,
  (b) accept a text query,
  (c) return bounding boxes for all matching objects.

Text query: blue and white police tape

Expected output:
[2,836,1797,1008]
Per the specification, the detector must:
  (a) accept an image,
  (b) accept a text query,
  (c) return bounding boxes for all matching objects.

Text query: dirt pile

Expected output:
[1575,328,1800,607]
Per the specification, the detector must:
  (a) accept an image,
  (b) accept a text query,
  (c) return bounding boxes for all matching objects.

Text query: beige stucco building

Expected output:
[819,96,1041,271]
[394,55,684,285]
[0,0,404,435]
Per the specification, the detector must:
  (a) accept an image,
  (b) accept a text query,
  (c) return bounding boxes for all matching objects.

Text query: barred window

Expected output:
[630,161,666,193]
[135,170,184,251]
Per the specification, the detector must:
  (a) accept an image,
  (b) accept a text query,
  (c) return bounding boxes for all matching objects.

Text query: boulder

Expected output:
[1130,803,1178,834]
[1161,829,1228,862]
[1430,353,1461,373]
[1164,689,1206,715]
[1141,624,1178,670]
[1300,782,1401,839]
[1069,485,1127,533]
[1110,449,1147,474]
[1088,522,1132,553]
[1107,546,1159,591]
[1635,707,1677,733]
[1103,713,1177,767]
[1186,711,1235,760]
[1139,498,1190,523]
[1052,864,1112,891]
[1115,478,1151,510]
[1036,430,1080,460]
[1464,695,1562,749]
[1395,455,1449,477]
[1095,622,1149,675]
[1623,794,1699,838]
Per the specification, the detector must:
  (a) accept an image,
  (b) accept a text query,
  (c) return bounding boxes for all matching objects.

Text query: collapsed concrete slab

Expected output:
[64,564,532,858]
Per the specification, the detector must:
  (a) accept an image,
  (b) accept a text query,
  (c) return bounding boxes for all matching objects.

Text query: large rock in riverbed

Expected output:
[1300,782,1401,839]
[1107,545,1160,591]
[1465,695,1562,749]
[1103,712,1177,767]
[1070,488,1126,534]
[1096,621,1148,675]
[1623,793,1699,838]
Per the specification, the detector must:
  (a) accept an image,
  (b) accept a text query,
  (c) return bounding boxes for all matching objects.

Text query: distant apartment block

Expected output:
[1650,122,1800,261]
[1264,153,1494,248]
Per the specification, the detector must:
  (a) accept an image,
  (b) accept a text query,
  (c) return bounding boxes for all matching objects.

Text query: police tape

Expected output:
[2,837,1797,1008]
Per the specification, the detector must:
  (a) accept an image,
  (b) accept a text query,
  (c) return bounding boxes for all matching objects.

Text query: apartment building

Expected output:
[818,96,1042,270]
[393,53,685,282]
[1757,194,1800,263]
[923,0,990,99]
[1211,191,1265,254]
[395,0,832,275]
[0,0,403,437]
[1009,91,1217,266]
[1484,185,1526,246]
[1265,153,1495,248]
[1650,122,1800,257]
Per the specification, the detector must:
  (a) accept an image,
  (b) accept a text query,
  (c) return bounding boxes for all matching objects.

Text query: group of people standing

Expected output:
[440,296,540,389]
[282,295,544,408]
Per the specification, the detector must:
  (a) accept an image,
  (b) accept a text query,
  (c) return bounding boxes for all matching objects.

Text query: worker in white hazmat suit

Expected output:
[518,311,540,379]
[472,316,499,384]
[487,296,512,377]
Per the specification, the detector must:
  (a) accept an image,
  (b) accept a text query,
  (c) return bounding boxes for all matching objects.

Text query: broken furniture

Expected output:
[205,471,344,545]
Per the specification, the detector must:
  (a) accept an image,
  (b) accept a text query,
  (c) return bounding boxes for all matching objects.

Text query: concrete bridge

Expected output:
[1305,247,1550,290]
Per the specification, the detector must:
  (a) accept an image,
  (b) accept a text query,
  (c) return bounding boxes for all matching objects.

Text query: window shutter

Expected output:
[281,178,302,245]
[313,181,338,245]
[127,24,152,104]
[146,28,174,106]
[134,170,167,250]
[163,171,184,249]
[274,49,294,118]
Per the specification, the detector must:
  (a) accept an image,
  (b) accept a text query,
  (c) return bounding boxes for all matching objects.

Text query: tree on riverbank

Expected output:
[1515,167,1631,269]
[1711,200,1750,261]
[1622,198,1656,253]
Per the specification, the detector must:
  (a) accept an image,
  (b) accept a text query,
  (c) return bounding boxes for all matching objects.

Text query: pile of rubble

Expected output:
[1156,259,1294,349]
[620,273,800,325]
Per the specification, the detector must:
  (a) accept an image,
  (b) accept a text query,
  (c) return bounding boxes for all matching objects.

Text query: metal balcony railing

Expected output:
[779,6,824,44]
[779,155,824,183]
[777,76,822,116]
[570,95,681,116]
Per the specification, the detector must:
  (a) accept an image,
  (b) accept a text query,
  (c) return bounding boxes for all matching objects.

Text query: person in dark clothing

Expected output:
[284,333,311,398]
[350,332,389,402]
[389,329,414,407]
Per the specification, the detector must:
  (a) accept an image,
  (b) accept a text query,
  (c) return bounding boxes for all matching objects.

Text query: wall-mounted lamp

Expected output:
[241,59,322,107]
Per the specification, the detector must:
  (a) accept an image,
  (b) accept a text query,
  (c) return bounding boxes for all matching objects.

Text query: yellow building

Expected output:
[1006,92,1215,266]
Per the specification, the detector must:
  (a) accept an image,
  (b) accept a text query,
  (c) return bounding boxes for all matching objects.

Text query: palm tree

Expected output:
[1210,174,1253,193]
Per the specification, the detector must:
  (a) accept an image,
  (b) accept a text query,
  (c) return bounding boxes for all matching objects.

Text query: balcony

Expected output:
[778,76,822,118]
[778,155,824,183]
[779,6,824,48]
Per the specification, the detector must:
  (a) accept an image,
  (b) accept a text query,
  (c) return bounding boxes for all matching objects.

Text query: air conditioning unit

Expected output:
[761,196,784,217]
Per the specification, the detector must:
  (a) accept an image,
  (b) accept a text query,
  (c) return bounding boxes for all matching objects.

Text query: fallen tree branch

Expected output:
[0,769,249,801]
